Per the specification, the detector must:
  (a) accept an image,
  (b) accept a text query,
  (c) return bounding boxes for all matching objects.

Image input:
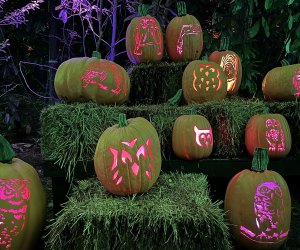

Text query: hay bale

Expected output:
[40,98,268,177]
[45,173,232,250]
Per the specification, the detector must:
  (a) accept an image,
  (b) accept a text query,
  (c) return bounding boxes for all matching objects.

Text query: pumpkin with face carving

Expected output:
[208,50,242,95]
[182,60,227,104]
[172,111,213,160]
[224,148,291,250]
[54,51,130,105]
[94,114,162,195]
[0,134,46,250]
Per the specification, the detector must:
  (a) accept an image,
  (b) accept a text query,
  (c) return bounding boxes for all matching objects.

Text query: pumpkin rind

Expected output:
[166,14,203,62]
[0,135,46,250]
[208,50,242,95]
[262,63,300,101]
[54,54,130,104]
[224,148,291,250]
[245,114,292,159]
[126,15,164,64]
[94,115,161,195]
[182,60,227,104]
[172,115,213,160]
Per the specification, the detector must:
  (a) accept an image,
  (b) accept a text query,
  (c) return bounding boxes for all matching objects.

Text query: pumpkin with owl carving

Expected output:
[0,134,46,250]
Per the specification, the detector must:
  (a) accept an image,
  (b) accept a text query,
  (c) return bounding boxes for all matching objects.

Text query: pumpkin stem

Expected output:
[118,113,128,127]
[251,148,269,172]
[281,59,290,66]
[0,134,16,163]
[138,4,149,16]
[189,107,197,115]
[220,36,230,51]
[167,89,183,106]
[177,1,187,16]
[92,51,101,59]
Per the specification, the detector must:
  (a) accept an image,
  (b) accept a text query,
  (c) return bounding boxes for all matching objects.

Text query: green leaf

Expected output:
[288,0,294,5]
[297,26,300,38]
[286,38,291,53]
[291,38,300,51]
[261,17,270,38]
[249,20,260,38]
[288,15,293,30]
[265,0,273,10]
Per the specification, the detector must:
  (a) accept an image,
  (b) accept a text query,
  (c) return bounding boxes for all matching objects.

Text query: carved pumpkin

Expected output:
[262,63,300,101]
[245,114,292,159]
[172,110,213,160]
[0,134,46,250]
[54,51,130,104]
[224,148,291,250]
[208,50,242,95]
[182,60,227,104]
[166,1,203,62]
[126,4,164,64]
[94,114,161,196]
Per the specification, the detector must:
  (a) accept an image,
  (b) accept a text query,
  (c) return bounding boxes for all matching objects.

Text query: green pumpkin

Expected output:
[0,134,46,250]
[54,51,130,104]
[94,114,162,196]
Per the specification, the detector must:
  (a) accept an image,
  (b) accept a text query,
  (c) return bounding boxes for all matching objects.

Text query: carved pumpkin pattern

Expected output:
[0,135,46,250]
[182,60,227,104]
[292,68,300,97]
[245,114,292,159]
[225,148,291,250]
[54,51,130,105]
[94,114,161,196]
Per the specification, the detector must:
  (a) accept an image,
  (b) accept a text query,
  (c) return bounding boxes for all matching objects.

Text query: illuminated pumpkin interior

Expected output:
[177,24,201,55]
[240,181,288,243]
[81,61,128,96]
[193,126,213,148]
[192,64,223,92]
[0,178,30,250]
[292,68,300,97]
[265,119,285,152]
[133,17,162,56]
[220,53,238,92]
[109,137,155,186]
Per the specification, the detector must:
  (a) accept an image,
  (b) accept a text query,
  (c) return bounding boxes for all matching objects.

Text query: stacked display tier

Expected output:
[45,173,232,250]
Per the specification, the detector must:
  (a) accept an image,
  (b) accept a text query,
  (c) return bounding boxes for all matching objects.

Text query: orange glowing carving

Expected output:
[194,126,213,148]
[109,138,155,186]
[134,17,162,56]
[220,53,238,92]
[292,68,300,97]
[81,62,128,96]
[266,119,285,152]
[192,64,223,92]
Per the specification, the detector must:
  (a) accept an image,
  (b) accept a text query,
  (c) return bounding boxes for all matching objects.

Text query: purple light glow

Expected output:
[176,24,201,55]
[133,17,162,56]
[265,119,285,152]
[239,181,288,243]
[0,179,30,249]
[192,64,223,92]
[193,126,212,148]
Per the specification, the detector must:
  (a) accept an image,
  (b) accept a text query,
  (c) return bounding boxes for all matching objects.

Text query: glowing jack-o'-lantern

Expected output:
[208,50,242,95]
[245,114,292,159]
[225,148,291,250]
[172,111,213,160]
[166,1,203,62]
[182,60,227,104]
[54,51,130,104]
[0,134,46,250]
[262,63,300,101]
[126,4,163,64]
[94,114,161,195]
